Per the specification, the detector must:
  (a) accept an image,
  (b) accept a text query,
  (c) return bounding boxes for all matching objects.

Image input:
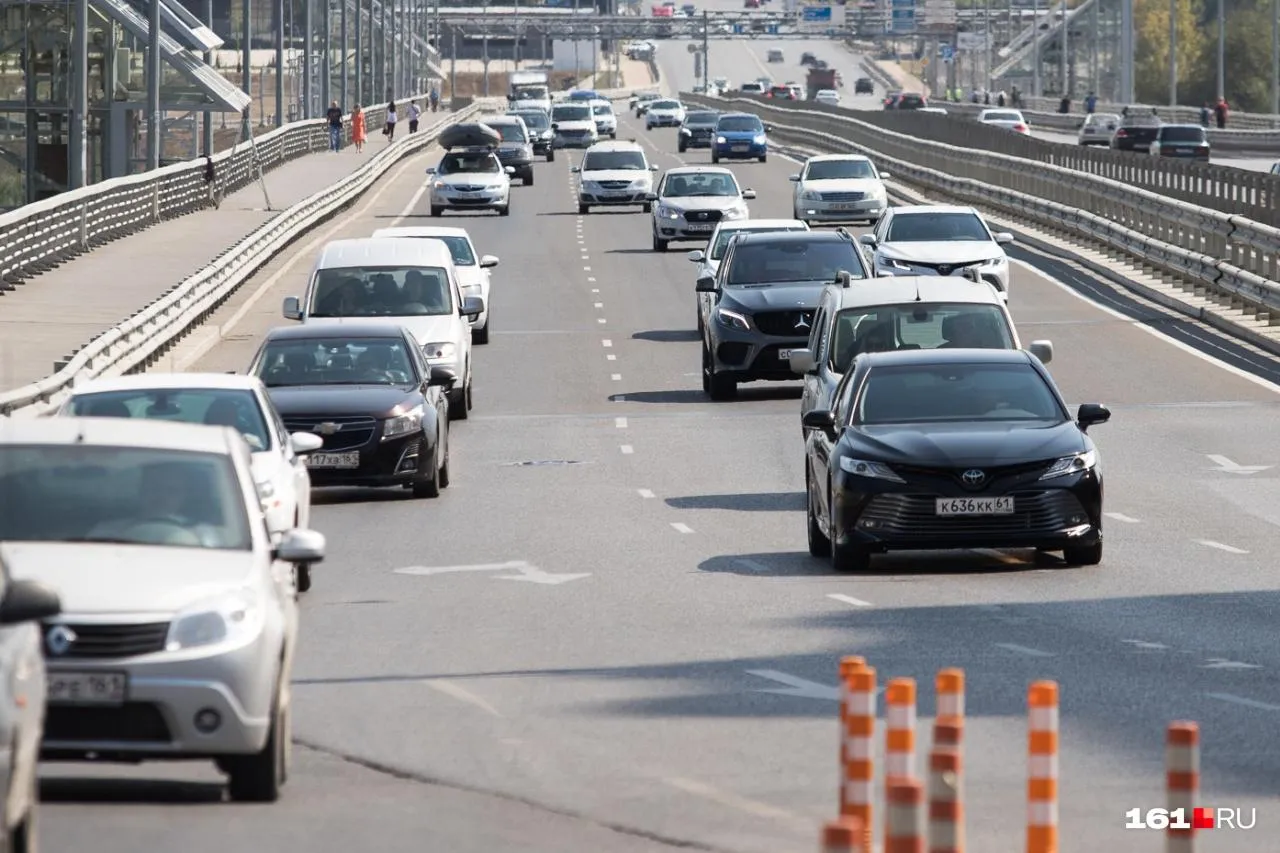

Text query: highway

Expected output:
[38,40,1280,853]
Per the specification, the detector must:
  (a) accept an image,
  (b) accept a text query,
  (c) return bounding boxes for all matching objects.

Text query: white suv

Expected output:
[790,154,889,225]
[573,141,660,214]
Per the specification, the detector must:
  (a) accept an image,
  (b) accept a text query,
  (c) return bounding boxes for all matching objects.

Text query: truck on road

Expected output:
[805,67,838,100]
[509,71,551,112]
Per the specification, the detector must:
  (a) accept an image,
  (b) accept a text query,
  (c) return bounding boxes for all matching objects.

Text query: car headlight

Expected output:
[868,185,888,199]
[423,341,456,361]
[630,179,650,189]
[753,133,767,144]
[880,256,913,271]
[432,180,447,190]
[255,479,276,502]
[801,190,821,200]
[165,590,263,652]
[715,135,727,144]
[1039,449,1097,480]
[839,457,906,483]
[487,183,507,192]
[680,127,691,135]
[383,404,425,440]
[656,204,681,219]
[723,205,747,220]
[977,256,1006,267]
[715,307,750,330]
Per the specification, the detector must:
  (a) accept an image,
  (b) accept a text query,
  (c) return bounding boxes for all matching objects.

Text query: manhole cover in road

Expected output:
[502,460,591,467]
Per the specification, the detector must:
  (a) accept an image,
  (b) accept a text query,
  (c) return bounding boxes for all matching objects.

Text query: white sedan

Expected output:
[813,89,840,107]
[57,373,322,588]
[977,108,1030,134]
[645,99,687,129]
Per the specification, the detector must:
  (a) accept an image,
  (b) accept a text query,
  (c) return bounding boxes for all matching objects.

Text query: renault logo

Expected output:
[961,469,986,486]
[794,313,812,331]
[45,625,77,657]
[315,422,341,435]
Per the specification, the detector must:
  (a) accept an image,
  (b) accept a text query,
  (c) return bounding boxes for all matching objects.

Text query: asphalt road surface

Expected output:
[40,45,1280,853]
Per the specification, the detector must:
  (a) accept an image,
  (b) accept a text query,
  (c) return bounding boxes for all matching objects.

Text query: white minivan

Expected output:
[282,238,482,420]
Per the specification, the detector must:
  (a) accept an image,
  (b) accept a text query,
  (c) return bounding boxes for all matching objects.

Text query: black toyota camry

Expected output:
[803,348,1110,572]
[248,323,456,498]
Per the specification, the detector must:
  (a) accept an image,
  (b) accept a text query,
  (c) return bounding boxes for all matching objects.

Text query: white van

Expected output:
[282,238,481,419]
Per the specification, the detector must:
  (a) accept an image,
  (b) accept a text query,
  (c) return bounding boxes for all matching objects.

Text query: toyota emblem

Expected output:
[938,265,953,276]
[961,469,986,486]
[45,625,77,657]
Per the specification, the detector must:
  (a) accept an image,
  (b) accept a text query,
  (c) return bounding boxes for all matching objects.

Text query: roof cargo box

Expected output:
[439,122,501,150]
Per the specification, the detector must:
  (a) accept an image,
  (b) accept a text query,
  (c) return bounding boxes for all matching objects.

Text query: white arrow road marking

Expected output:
[1202,659,1262,670]
[1121,639,1170,650]
[745,670,841,701]
[1205,692,1280,712]
[495,566,593,585]
[1206,454,1273,475]
[395,561,591,585]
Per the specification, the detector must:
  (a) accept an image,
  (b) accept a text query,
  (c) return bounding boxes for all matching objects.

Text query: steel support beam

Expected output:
[70,0,88,187]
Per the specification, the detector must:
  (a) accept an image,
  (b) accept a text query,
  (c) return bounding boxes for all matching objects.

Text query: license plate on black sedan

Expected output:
[306,452,360,469]
[936,496,1015,516]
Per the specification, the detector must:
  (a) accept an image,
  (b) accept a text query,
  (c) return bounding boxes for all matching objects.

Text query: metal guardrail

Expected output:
[1008,94,1280,131]
[683,93,1280,323]
[0,97,425,289]
[723,93,1280,227]
[0,105,483,418]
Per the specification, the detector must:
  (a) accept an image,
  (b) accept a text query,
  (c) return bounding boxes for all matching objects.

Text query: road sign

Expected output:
[802,5,832,21]
[956,31,989,50]
[939,43,955,62]
[919,0,957,25]
[890,6,915,32]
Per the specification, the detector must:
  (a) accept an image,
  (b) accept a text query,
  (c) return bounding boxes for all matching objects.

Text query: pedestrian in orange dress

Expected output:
[351,104,367,152]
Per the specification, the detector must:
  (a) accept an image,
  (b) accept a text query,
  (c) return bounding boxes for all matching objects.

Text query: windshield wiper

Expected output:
[65,536,148,544]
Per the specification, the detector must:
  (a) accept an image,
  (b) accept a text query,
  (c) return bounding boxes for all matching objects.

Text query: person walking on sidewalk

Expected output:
[429,87,439,112]
[408,101,421,133]
[1214,97,1229,129]
[384,102,398,141]
[351,103,367,152]
[325,100,343,151]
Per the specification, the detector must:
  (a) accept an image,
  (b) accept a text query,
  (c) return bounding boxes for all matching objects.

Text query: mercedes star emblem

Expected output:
[794,313,812,331]
[961,469,986,486]
[45,625,77,656]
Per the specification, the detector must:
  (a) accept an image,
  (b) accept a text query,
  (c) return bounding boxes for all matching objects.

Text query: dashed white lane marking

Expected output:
[591,288,599,293]
[671,522,695,534]
[1195,539,1250,554]
[611,373,622,381]
[1105,512,1141,523]
[827,593,874,608]
[602,339,612,347]
[637,488,656,498]
[598,318,608,324]
[1206,692,1280,712]
[1202,658,1261,670]
[587,276,597,282]
[583,265,592,271]
[620,444,634,455]
[607,354,617,361]
[615,417,628,428]
[1122,639,1170,650]
[995,643,1056,657]
[594,302,604,308]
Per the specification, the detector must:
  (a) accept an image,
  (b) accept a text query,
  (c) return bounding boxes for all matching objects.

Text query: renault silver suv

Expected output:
[647,166,755,252]
[696,230,869,400]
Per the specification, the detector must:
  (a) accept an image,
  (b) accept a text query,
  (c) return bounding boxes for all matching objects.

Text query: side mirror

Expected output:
[425,166,436,175]
[479,255,500,268]
[276,528,326,564]
[1076,402,1111,430]
[644,192,659,201]
[504,166,516,174]
[695,274,717,292]
[282,296,302,320]
[650,163,660,171]
[994,232,1015,245]
[801,409,836,432]
[686,249,706,263]
[570,165,581,173]
[550,122,559,130]
[788,348,816,374]
[742,189,757,200]
[289,432,324,454]
[0,579,61,625]
[880,170,892,179]
[859,234,877,246]
[1027,340,1054,365]
[788,174,800,181]
[461,296,484,318]
[428,365,458,387]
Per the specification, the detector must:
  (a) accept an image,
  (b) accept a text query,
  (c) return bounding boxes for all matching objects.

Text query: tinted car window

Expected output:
[399,236,474,266]
[886,212,990,242]
[652,100,680,110]
[438,152,500,174]
[583,150,647,170]
[829,304,1014,371]
[490,122,526,142]
[718,116,763,132]
[662,173,740,197]
[897,94,925,108]
[512,111,548,130]
[256,337,418,387]
[552,105,591,122]
[710,225,805,260]
[66,388,272,452]
[854,363,1064,424]
[308,266,453,317]
[1160,126,1207,142]
[726,240,866,285]
[806,159,876,180]
[685,111,719,124]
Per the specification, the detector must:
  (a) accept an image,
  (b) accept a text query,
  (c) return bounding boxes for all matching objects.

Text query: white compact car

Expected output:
[647,166,756,252]
[373,226,500,344]
[550,101,599,149]
[425,148,514,217]
[573,140,659,214]
[2,416,325,802]
[645,99,686,129]
[283,237,482,418]
[814,88,840,107]
[977,108,1029,134]
[790,154,889,225]
[687,218,809,331]
[57,374,320,581]
[1078,112,1120,146]
[590,99,618,138]
[860,204,1015,300]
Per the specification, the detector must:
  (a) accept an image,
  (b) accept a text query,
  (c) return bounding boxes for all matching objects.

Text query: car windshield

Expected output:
[709,226,805,260]
[806,159,876,180]
[307,265,453,317]
[854,363,1064,425]
[512,111,548,130]
[592,103,613,115]
[514,87,546,100]
[1089,113,1120,125]
[0,446,252,550]
[64,388,272,452]
[829,304,1015,372]
[552,105,591,122]
[984,111,1023,122]
[437,152,501,174]
[255,337,419,387]
[886,212,990,242]
[1161,126,1206,142]
[726,241,866,285]
[583,151,647,170]
[662,172,740,198]
[489,123,526,142]
[685,111,719,124]
[652,100,680,110]
[718,116,763,132]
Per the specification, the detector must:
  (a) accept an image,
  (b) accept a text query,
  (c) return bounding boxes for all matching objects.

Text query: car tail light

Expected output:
[1115,129,1129,137]
[1014,123,1028,133]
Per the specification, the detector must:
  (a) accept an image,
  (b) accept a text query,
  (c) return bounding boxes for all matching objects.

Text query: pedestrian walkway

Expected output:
[874,60,928,96]
[0,144,383,390]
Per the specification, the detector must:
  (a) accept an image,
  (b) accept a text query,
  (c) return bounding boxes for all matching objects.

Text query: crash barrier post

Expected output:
[1167,721,1199,853]
[887,777,926,853]
[842,666,877,853]
[1027,681,1059,853]
[822,816,866,853]
[928,746,964,853]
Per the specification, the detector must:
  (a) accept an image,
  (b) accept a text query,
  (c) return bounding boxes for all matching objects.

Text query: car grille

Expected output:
[451,184,487,193]
[45,703,173,743]
[496,148,525,162]
[860,490,1085,539]
[42,622,170,658]
[897,259,986,276]
[821,191,867,202]
[683,209,723,223]
[686,127,714,137]
[754,310,816,337]
[891,459,1054,490]
[598,180,632,190]
[282,415,378,452]
[559,129,590,138]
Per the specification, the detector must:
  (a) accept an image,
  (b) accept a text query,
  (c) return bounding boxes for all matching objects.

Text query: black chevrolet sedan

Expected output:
[248,323,455,498]
[803,348,1109,572]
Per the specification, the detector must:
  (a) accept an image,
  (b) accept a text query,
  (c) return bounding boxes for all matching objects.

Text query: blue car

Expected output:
[711,113,772,164]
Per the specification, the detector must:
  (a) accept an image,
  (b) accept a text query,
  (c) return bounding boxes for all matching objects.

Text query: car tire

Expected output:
[412,444,442,498]
[295,564,312,593]
[806,472,831,557]
[546,150,555,162]
[652,233,668,252]
[1062,540,1103,566]
[438,428,451,489]
[579,203,589,214]
[226,688,288,802]
[523,169,534,186]
[448,380,470,421]
[473,317,490,345]
[758,154,767,163]
[678,141,687,153]
[831,533,871,573]
[498,205,510,217]
[430,205,443,217]
[702,341,736,400]
[609,132,616,139]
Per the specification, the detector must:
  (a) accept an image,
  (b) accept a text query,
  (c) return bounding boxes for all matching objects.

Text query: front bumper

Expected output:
[875,261,1009,296]
[305,429,431,488]
[653,216,725,241]
[594,122,617,135]
[679,130,715,148]
[553,133,596,149]
[713,140,767,159]
[796,197,886,222]
[709,326,808,382]
[581,184,651,205]
[647,115,682,127]
[431,188,508,210]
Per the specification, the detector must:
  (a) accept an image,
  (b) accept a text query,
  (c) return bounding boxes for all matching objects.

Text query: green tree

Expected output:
[1185,0,1276,112]
[1133,0,1207,105]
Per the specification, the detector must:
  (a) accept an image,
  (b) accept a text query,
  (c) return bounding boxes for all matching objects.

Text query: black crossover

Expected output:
[248,323,455,498]
[804,349,1110,572]
[678,110,721,152]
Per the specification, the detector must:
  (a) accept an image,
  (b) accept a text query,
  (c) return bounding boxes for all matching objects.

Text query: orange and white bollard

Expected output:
[822,816,866,853]
[839,656,867,768]
[886,677,918,780]
[935,668,965,722]
[933,716,964,752]
[928,746,964,853]
[887,777,926,853]
[841,666,877,853]
[1166,721,1199,853]
[1026,681,1059,853]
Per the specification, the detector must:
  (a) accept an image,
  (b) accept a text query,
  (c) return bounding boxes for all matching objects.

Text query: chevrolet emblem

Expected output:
[315,422,341,435]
